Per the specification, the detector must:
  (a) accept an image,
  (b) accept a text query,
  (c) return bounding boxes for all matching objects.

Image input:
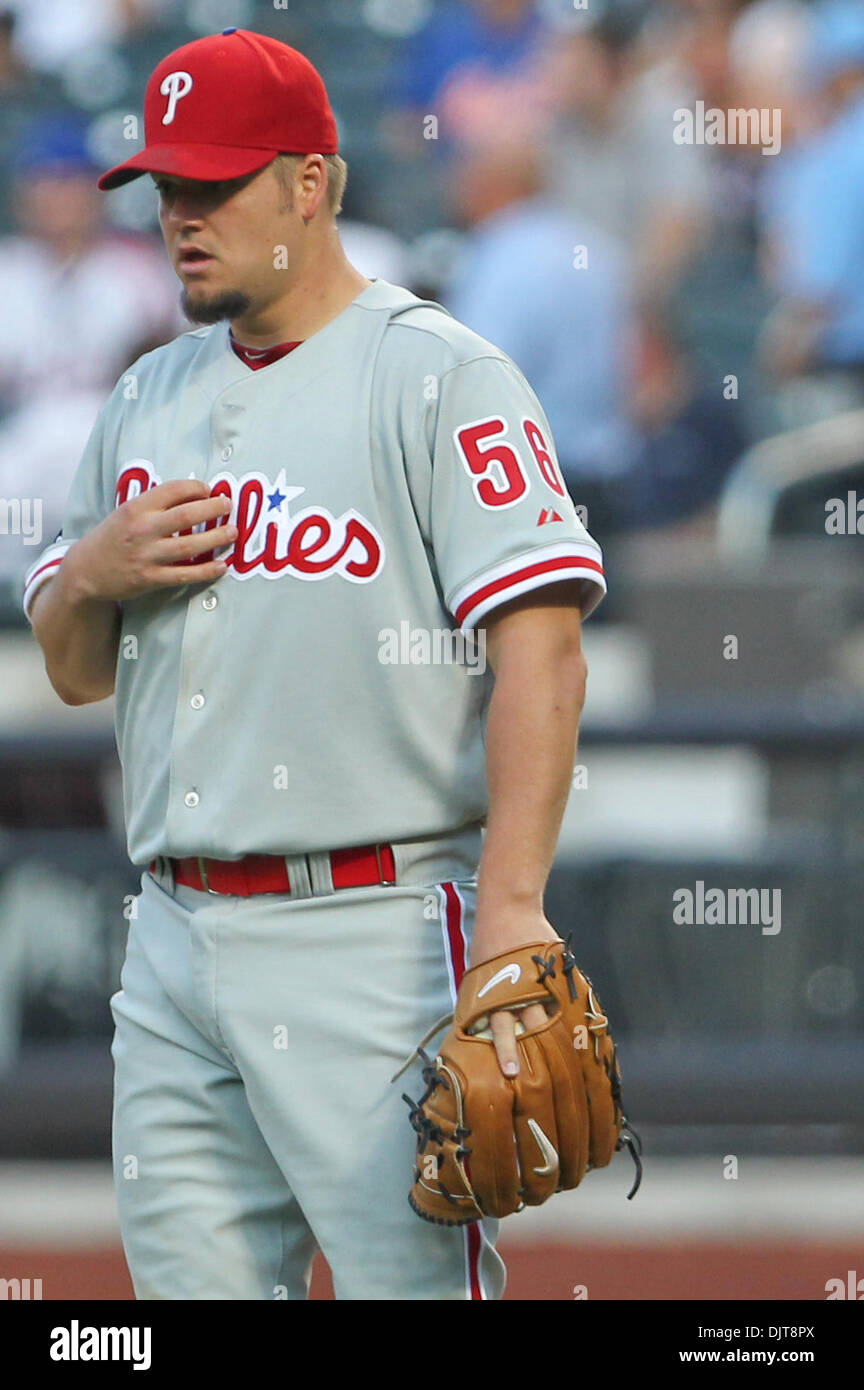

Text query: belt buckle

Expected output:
[197,857,220,895]
[374,843,396,887]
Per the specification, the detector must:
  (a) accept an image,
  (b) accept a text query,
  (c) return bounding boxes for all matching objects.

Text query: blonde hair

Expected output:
[272,152,347,216]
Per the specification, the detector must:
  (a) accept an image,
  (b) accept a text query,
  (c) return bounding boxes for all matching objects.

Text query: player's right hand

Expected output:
[66,480,237,602]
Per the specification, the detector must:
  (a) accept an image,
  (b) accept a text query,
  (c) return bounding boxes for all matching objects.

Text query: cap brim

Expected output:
[97,144,280,190]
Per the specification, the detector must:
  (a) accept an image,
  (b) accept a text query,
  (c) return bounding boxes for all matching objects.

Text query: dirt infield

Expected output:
[1,1241,857,1300]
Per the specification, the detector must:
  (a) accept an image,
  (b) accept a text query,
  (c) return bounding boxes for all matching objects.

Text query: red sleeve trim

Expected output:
[26,556,65,588]
[454,554,604,627]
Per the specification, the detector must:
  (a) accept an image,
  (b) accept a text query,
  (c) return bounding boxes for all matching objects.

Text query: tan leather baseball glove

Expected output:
[398,936,642,1225]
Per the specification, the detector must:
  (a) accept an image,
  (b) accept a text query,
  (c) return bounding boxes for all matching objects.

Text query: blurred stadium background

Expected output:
[1,0,863,1300]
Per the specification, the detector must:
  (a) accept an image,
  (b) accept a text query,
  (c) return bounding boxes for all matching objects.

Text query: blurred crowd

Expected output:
[1,0,864,594]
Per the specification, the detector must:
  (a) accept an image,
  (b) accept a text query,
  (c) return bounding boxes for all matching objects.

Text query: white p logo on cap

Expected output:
[160,71,193,125]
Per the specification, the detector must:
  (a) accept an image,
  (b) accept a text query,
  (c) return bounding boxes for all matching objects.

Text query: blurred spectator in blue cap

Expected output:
[0,7,68,230]
[6,113,102,273]
[0,109,183,590]
[0,110,182,413]
[12,110,99,177]
[758,0,864,392]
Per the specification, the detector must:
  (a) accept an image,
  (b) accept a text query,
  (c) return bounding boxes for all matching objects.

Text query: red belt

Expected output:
[150,843,397,897]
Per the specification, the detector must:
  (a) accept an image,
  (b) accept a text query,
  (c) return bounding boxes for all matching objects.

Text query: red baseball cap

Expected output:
[98,27,338,190]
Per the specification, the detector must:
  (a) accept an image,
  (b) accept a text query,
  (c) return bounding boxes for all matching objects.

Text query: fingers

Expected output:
[149,494,234,538]
[490,1002,550,1078]
[490,1009,518,1077]
[153,520,237,563]
[132,479,214,509]
[149,557,232,587]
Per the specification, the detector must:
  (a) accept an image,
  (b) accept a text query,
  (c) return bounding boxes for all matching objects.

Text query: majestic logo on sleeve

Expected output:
[116,461,384,584]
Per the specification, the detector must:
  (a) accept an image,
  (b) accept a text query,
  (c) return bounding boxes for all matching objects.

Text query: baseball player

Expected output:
[23,29,608,1300]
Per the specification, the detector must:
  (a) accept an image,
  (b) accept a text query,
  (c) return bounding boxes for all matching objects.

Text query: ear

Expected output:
[295,154,328,221]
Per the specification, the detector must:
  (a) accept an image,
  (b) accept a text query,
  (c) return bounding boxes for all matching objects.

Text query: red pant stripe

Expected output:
[440,881,485,1300]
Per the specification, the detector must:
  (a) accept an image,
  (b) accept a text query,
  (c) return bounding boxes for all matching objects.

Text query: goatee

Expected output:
[181,288,252,325]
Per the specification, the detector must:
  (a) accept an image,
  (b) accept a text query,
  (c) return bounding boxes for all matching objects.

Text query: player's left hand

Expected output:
[469,909,561,1079]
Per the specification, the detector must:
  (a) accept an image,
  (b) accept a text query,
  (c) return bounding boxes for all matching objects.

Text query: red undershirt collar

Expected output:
[229,333,304,371]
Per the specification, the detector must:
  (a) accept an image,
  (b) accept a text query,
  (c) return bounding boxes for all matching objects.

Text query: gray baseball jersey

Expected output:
[23,279,605,865]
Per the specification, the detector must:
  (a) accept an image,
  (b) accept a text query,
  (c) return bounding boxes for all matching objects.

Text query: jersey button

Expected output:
[202,592,218,611]
[184,790,200,808]
[190,692,205,710]
[220,445,233,461]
